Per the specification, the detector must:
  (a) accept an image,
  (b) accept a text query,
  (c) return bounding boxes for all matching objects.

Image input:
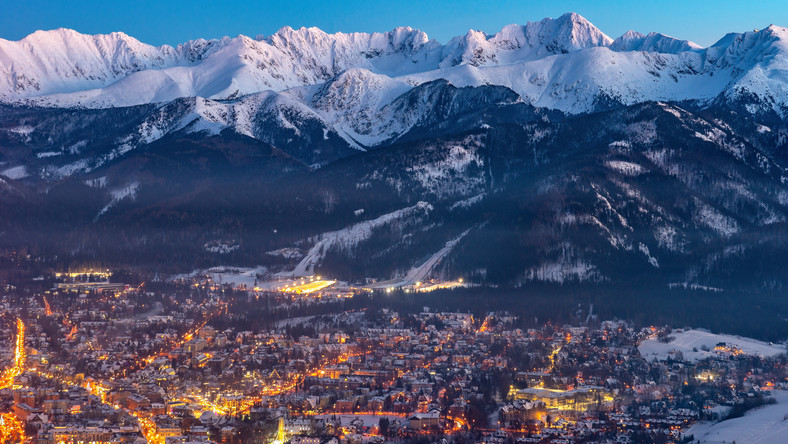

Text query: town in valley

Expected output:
[0,269,785,444]
[4,2,788,444]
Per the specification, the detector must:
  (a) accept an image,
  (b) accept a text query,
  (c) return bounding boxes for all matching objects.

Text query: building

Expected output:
[408,409,440,429]
[513,387,612,412]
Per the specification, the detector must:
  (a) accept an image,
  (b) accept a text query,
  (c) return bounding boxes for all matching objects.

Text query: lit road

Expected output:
[0,319,26,442]
[0,319,25,390]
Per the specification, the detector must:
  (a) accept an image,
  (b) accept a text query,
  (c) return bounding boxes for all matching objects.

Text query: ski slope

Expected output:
[288,202,432,276]
[367,227,471,289]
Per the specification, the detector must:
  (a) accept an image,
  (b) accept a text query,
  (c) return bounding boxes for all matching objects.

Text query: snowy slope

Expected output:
[712,25,788,117]
[610,31,702,53]
[639,329,786,362]
[3,12,788,136]
[289,202,433,276]
[307,68,413,146]
[402,47,721,113]
[367,227,473,289]
[686,390,788,444]
[0,29,183,97]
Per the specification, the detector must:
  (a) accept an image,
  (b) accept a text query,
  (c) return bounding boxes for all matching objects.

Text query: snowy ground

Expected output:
[274,315,317,329]
[686,391,788,444]
[0,165,28,179]
[207,267,266,288]
[174,266,268,289]
[639,329,786,362]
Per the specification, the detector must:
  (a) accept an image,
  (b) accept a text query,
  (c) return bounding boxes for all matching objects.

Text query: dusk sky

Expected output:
[3,0,788,47]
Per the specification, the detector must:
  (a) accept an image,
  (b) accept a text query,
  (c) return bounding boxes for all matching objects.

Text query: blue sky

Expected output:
[3,0,788,47]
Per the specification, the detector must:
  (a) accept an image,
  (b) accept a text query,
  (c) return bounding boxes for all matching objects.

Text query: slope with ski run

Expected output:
[286,201,433,277]
[366,227,473,290]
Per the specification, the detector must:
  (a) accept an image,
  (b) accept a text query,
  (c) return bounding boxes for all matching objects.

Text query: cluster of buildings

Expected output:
[0,273,785,443]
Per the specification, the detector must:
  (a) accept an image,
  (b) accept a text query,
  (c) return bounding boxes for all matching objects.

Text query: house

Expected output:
[334,399,355,412]
[408,409,440,429]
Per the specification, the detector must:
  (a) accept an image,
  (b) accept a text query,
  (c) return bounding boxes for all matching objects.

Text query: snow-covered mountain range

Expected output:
[2,13,788,123]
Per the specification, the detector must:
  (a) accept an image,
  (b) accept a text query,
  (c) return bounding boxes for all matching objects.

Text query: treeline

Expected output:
[364,284,788,342]
[724,395,777,420]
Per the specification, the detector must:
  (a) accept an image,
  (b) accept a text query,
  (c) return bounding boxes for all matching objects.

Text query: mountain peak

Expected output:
[437,12,612,68]
[610,30,702,53]
[268,25,330,44]
[619,30,646,40]
[557,12,591,25]
[762,24,788,41]
[525,12,613,53]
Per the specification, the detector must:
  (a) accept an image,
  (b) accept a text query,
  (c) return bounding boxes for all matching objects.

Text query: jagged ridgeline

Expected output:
[2,14,788,293]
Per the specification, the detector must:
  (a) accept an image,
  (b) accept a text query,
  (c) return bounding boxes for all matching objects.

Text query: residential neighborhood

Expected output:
[0,272,785,443]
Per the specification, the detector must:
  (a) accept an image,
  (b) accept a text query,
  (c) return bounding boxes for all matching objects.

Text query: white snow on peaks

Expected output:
[5,14,788,119]
[439,12,612,69]
[610,31,702,53]
[0,29,182,97]
[308,68,413,145]
[1,26,439,107]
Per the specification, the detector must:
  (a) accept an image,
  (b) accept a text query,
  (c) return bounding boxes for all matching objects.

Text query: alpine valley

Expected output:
[3,12,788,295]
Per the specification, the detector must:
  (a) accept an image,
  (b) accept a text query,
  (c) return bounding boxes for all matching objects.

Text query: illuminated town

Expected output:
[0,271,785,444]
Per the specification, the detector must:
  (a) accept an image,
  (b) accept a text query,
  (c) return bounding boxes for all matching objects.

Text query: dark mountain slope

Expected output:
[2,99,788,293]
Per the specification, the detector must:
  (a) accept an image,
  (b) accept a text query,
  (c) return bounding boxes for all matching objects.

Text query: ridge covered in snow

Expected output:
[610,30,702,53]
[1,13,788,119]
